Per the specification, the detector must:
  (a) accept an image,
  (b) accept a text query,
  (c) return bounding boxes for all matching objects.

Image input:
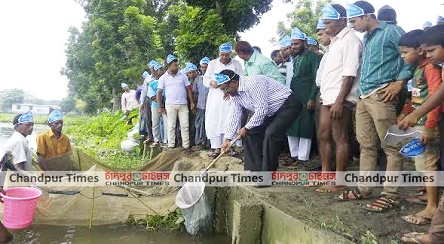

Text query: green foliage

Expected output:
[0,89,25,110]
[276,0,331,40]
[171,4,233,63]
[64,0,163,112]
[185,0,274,35]
[361,230,378,244]
[63,111,144,168]
[65,0,277,107]
[128,208,185,231]
[60,97,76,113]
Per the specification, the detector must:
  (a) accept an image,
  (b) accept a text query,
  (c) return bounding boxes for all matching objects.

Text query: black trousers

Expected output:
[244,94,303,171]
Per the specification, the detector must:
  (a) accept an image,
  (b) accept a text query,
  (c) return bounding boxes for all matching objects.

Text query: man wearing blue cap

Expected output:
[188,62,210,148]
[423,21,433,31]
[137,71,154,142]
[307,36,322,57]
[157,54,195,150]
[278,35,294,88]
[199,57,210,75]
[338,1,413,211]
[316,3,362,193]
[203,42,243,158]
[0,111,34,171]
[218,70,303,173]
[36,110,72,170]
[121,82,139,125]
[234,41,286,84]
[286,27,321,166]
[148,62,167,146]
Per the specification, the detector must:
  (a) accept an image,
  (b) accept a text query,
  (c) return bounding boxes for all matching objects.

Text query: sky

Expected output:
[0,0,442,101]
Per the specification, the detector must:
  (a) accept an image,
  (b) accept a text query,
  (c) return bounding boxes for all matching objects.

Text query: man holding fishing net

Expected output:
[218,70,303,174]
[0,111,35,243]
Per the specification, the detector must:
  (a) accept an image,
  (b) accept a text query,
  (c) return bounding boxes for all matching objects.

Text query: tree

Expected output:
[165,4,232,64]
[0,89,25,111]
[64,0,163,112]
[168,0,283,63]
[60,97,76,113]
[275,0,331,41]
[184,0,280,35]
[65,0,279,109]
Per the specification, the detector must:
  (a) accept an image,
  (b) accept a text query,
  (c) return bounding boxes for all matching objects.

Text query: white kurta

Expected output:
[203,58,243,139]
[121,90,139,112]
[0,131,32,171]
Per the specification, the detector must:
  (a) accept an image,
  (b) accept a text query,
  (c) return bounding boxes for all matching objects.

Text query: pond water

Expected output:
[0,123,230,244]
[10,224,230,244]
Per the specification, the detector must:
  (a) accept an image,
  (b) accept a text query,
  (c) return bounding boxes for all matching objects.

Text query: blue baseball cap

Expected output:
[166,54,177,64]
[322,3,340,20]
[291,27,306,40]
[307,36,318,46]
[316,18,326,30]
[347,2,366,19]
[184,63,198,73]
[214,73,231,85]
[153,62,163,71]
[200,57,210,65]
[279,35,291,48]
[147,60,157,69]
[15,111,34,125]
[48,109,63,123]
[219,42,233,53]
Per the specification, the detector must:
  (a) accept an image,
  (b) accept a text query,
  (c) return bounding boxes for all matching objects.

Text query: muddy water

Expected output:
[9,224,230,244]
[0,123,230,243]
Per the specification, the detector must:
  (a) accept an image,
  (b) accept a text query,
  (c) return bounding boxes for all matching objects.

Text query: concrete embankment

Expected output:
[207,186,353,244]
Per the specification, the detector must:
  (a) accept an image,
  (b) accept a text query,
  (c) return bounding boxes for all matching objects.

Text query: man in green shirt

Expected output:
[234,41,286,84]
[338,1,413,212]
[286,27,321,165]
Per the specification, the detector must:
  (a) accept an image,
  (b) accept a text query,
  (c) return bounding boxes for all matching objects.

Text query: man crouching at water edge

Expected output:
[37,110,72,171]
[218,70,303,174]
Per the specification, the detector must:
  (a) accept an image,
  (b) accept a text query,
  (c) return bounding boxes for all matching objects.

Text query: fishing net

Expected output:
[0,148,243,226]
[176,180,212,235]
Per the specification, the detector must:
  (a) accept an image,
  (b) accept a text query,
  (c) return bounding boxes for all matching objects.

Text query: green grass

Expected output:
[361,230,378,244]
[62,111,146,169]
[1,111,146,169]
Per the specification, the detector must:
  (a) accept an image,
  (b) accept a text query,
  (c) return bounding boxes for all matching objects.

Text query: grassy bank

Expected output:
[0,111,146,169]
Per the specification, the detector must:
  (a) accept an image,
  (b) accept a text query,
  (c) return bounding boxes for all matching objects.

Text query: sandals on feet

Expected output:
[409,189,427,198]
[406,197,427,205]
[396,232,428,244]
[338,188,371,201]
[362,195,399,212]
[402,214,432,225]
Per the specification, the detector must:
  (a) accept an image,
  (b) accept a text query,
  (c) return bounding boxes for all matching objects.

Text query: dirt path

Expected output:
[249,157,430,243]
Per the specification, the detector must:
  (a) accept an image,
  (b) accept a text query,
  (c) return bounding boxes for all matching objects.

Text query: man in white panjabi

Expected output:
[203,42,243,158]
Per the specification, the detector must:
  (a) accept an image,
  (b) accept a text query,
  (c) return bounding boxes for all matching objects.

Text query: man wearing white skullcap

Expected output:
[121,82,139,125]
[203,42,243,158]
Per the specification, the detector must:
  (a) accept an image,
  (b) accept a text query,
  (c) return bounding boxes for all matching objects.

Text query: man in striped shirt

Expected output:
[218,70,303,172]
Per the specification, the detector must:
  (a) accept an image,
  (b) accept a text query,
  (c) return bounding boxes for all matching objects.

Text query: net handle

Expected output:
[201,134,242,175]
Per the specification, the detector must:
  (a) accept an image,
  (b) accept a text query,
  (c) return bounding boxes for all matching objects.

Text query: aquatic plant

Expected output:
[128,208,185,231]
[63,111,145,169]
